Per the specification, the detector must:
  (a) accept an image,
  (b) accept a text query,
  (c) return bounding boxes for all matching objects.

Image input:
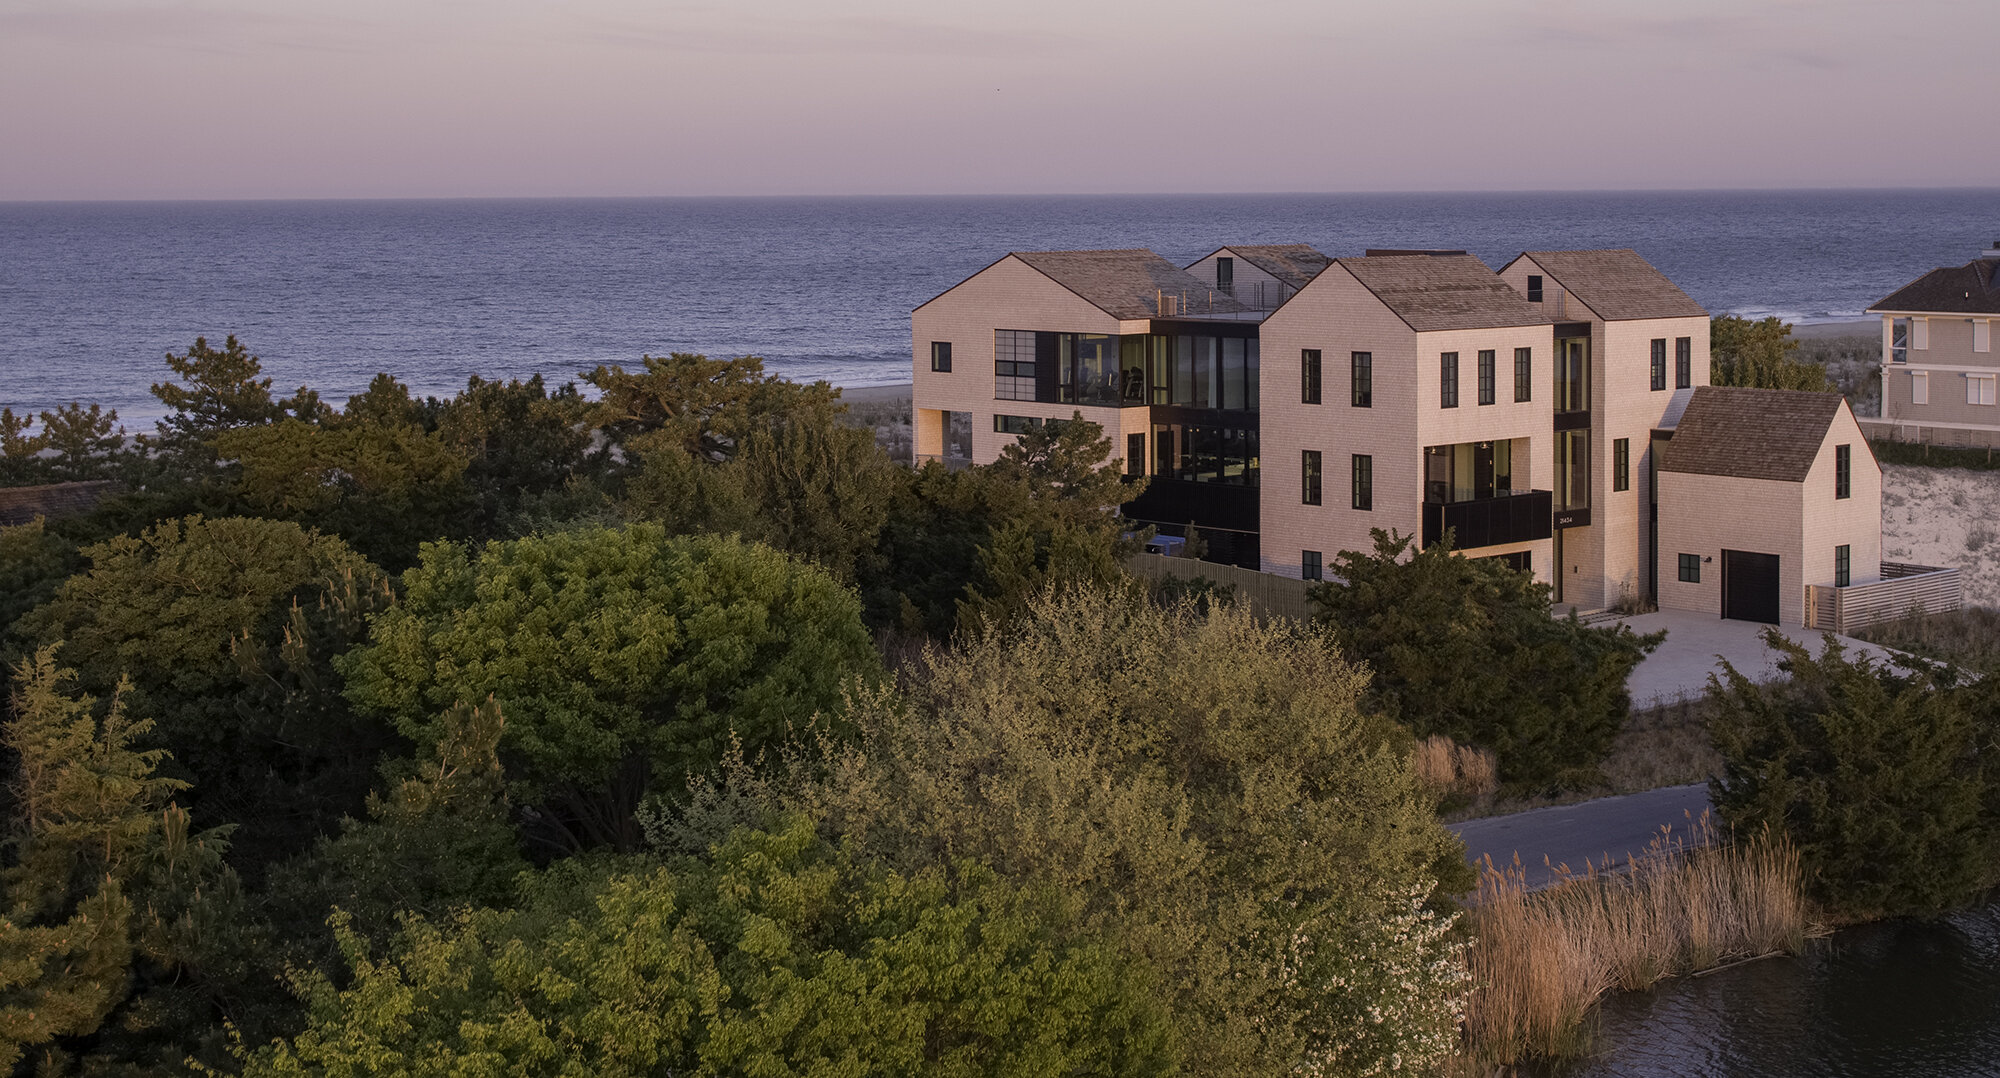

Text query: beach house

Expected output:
[912,244,1898,624]
[1865,240,2000,449]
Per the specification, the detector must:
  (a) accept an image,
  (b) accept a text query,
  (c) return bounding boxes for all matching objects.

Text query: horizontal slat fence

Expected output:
[1804,562,1962,634]
[1126,553,1313,623]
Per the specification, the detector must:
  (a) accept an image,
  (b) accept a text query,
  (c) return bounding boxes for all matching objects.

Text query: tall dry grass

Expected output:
[1413,734,1499,808]
[1462,817,1812,1065]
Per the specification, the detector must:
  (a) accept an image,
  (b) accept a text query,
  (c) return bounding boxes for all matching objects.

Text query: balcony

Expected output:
[1422,490,1554,550]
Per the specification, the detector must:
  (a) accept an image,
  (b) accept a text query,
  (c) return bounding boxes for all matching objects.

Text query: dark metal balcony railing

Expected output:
[1422,489,1554,550]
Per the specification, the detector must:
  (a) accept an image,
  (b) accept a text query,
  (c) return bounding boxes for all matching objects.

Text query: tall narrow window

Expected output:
[930,341,952,372]
[1302,450,1323,506]
[1675,336,1691,389]
[1216,256,1235,296]
[1351,352,1372,407]
[1514,347,1532,402]
[1913,370,1930,405]
[1835,544,1851,588]
[1352,454,1373,511]
[1613,438,1630,492]
[1478,349,1496,405]
[1302,349,1322,404]
[1976,319,1993,354]
[1892,317,1910,364]
[1914,317,1930,350]
[1302,550,1322,582]
[1650,338,1667,391]
[1835,444,1851,499]
[1526,275,1543,302]
[1440,352,1459,408]
[1126,433,1145,477]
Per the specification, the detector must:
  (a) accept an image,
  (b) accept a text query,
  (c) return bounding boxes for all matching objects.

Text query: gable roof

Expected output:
[1869,258,2000,315]
[1332,254,1545,332]
[1659,387,1845,483]
[1206,244,1333,289]
[1507,249,1708,321]
[1009,249,1249,320]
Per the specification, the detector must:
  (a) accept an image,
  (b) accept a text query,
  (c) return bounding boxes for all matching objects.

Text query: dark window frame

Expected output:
[1478,349,1496,405]
[1351,352,1372,408]
[1650,338,1667,391]
[1302,450,1323,506]
[1675,336,1692,389]
[1526,274,1543,303]
[1514,347,1532,402]
[1440,352,1459,409]
[1352,454,1373,511]
[1302,349,1322,405]
[1835,444,1851,499]
[1302,550,1322,582]
[1613,437,1630,492]
[993,414,1043,435]
[1679,553,1701,583]
[1835,544,1851,588]
[930,341,952,372]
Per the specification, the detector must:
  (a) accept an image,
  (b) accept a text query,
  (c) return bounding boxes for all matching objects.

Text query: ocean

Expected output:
[4,189,1999,426]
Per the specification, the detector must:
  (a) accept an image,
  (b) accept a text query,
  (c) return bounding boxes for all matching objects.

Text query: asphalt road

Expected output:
[1448,783,1714,890]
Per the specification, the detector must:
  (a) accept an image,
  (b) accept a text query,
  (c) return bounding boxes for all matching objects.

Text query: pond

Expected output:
[1551,901,2000,1077]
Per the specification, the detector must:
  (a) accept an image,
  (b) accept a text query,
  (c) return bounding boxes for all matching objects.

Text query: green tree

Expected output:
[433,374,597,536]
[1710,315,1834,391]
[0,648,242,1072]
[584,352,843,464]
[215,417,476,569]
[37,402,128,482]
[239,815,1173,1078]
[1,408,49,486]
[150,336,290,451]
[788,588,1470,1078]
[0,520,80,645]
[338,527,879,851]
[1311,530,1661,788]
[13,516,395,872]
[1707,632,1996,918]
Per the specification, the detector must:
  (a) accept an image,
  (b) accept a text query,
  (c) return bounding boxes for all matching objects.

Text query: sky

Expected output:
[2,0,1996,200]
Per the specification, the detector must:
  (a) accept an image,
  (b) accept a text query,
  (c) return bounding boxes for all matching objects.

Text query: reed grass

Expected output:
[1413,734,1499,808]
[1462,816,1813,1066]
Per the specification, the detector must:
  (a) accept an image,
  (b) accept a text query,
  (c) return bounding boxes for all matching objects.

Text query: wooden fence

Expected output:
[1805,561,1963,634]
[1126,553,1313,622]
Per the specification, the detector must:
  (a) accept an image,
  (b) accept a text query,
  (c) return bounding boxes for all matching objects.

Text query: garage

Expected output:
[1722,550,1781,624]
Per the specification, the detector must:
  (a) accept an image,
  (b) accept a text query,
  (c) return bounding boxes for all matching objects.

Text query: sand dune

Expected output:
[1882,464,2000,609]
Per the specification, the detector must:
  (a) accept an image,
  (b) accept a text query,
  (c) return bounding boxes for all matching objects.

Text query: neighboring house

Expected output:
[1654,387,1881,627]
[1494,249,1712,609]
[1259,253,1555,585]
[911,242,1896,625]
[0,479,122,527]
[1183,244,1334,312]
[1866,241,2000,448]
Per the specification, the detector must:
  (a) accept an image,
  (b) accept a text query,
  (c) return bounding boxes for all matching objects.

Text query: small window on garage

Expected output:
[1678,553,1701,583]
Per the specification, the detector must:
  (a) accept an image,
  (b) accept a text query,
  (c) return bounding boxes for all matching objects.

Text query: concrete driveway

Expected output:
[1611,609,1905,709]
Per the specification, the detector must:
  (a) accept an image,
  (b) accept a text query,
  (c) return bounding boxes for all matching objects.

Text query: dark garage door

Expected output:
[1722,550,1781,624]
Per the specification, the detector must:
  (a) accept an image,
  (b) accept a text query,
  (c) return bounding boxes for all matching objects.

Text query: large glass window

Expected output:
[1514,347,1532,402]
[1675,337,1692,389]
[1424,441,1514,503]
[1557,430,1590,511]
[993,414,1042,434]
[1650,338,1667,391]
[1302,349,1322,405]
[1441,352,1459,408]
[1302,450,1322,505]
[1352,352,1372,407]
[1069,333,1120,406]
[1478,350,1496,405]
[1151,423,1259,486]
[994,330,1036,401]
[1556,338,1589,413]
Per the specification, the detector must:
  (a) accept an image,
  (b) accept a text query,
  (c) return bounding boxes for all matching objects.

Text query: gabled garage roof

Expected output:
[1659,386,1844,483]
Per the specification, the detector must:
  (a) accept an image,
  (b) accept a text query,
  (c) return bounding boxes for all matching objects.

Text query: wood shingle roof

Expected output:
[1659,387,1844,483]
[1333,254,1545,332]
[1869,258,2000,316]
[1213,244,1332,290]
[1010,249,1250,320]
[1511,249,1708,321]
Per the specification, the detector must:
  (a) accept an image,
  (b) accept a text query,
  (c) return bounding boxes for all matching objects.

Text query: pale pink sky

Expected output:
[2,0,1994,200]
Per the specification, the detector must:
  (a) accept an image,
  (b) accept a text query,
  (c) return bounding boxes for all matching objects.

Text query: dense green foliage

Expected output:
[1310,530,1661,788]
[1,649,243,1072]
[240,816,1171,1078]
[340,527,880,851]
[1710,315,1835,392]
[774,589,1471,1077]
[1707,632,2000,918]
